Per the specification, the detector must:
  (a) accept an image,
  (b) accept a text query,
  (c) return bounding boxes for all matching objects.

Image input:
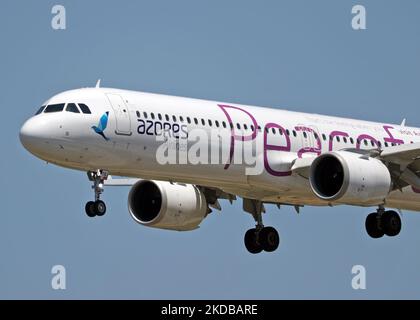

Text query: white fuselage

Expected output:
[19,87,420,211]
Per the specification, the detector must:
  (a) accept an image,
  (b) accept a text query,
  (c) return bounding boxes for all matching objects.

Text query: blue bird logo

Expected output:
[91,111,110,141]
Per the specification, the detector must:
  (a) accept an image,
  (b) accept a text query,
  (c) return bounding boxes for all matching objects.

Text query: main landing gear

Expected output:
[85,170,108,218]
[365,206,402,239]
[243,199,280,254]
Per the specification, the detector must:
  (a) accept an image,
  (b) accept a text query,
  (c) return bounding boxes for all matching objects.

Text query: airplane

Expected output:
[19,81,420,254]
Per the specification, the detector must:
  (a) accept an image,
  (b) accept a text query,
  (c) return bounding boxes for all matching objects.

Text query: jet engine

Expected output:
[128,180,208,231]
[309,151,392,206]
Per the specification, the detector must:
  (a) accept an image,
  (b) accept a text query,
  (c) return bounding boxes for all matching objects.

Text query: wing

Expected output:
[379,142,420,189]
[290,157,315,179]
[104,176,140,186]
[380,142,420,168]
[288,143,420,190]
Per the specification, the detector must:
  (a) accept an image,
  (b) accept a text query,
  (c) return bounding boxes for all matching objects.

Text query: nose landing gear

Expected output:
[85,170,108,217]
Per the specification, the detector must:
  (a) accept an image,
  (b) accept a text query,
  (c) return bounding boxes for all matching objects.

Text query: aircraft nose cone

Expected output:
[20,119,33,150]
[19,117,49,154]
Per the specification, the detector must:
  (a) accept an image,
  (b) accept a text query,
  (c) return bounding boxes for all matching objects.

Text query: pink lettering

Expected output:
[218,104,258,169]
[264,123,292,176]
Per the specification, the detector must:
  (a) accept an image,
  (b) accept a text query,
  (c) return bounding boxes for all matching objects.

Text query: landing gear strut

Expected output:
[85,170,108,217]
[365,206,401,238]
[243,199,280,254]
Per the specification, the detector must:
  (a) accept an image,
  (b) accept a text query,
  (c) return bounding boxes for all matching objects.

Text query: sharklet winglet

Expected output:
[95,79,101,88]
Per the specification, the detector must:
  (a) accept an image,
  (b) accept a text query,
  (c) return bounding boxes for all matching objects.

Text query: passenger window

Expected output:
[378,141,382,147]
[314,133,318,139]
[180,116,184,122]
[44,103,65,113]
[158,113,162,120]
[286,129,290,136]
[151,113,155,120]
[187,117,191,124]
[350,137,354,144]
[222,121,226,128]
[215,120,220,128]
[336,136,340,142]
[364,140,368,146]
[250,125,254,131]
[66,103,80,113]
[172,115,177,122]
[35,106,46,115]
[237,123,241,130]
[243,124,248,130]
[343,137,347,143]
[208,119,212,126]
[292,130,297,137]
[136,111,141,118]
[143,112,148,119]
[78,103,91,114]
[194,118,198,125]
[385,142,389,147]
[322,134,326,141]
[279,128,283,135]
[272,128,276,134]
[165,114,170,121]
[258,125,262,131]
[303,132,307,138]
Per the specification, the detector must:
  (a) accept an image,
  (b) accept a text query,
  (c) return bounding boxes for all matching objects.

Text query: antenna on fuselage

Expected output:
[95,79,101,88]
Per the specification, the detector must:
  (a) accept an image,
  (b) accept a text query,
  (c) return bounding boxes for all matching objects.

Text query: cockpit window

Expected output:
[78,103,92,114]
[35,106,45,115]
[44,103,65,113]
[66,103,80,113]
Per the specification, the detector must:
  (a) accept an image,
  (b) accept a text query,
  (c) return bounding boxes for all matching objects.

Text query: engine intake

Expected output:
[128,180,208,231]
[309,151,392,205]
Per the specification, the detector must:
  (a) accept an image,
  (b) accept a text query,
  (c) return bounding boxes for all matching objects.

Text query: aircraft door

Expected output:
[298,124,321,156]
[106,93,132,135]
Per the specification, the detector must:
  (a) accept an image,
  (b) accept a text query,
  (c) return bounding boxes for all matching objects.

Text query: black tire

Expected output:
[260,227,280,252]
[85,201,96,217]
[365,213,384,239]
[94,200,106,216]
[382,210,401,237]
[244,229,263,254]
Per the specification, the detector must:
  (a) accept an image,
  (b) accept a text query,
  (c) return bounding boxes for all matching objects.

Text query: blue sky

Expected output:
[1,0,420,299]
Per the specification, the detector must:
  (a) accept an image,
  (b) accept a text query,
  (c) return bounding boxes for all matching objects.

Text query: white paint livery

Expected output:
[19,86,420,253]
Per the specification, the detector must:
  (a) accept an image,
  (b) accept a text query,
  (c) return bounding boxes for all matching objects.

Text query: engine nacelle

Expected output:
[128,180,208,231]
[309,151,392,205]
